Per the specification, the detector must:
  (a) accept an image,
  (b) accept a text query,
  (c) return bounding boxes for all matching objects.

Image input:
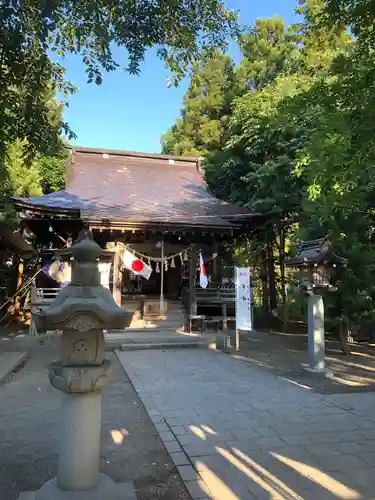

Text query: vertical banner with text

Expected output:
[235,267,253,331]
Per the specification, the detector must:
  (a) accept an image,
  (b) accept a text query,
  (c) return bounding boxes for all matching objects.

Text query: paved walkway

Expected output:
[117,348,375,499]
[0,341,189,500]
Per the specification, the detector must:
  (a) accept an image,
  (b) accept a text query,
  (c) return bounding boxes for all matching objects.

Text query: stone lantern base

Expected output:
[18,475,137,499]
[18,362,137,500]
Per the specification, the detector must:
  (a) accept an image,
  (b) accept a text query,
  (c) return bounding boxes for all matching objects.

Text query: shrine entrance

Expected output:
[11,146,266,332]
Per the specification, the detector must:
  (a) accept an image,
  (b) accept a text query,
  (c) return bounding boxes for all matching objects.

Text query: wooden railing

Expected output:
[29,286,61,335]
[31,287,60,306]
[181,284,236,332]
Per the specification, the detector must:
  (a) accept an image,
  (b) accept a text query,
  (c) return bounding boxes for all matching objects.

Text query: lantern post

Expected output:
[286,237,347,374]
[19,231,135,500]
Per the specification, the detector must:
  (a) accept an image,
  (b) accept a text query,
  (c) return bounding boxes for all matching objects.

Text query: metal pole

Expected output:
[160,240,165,314]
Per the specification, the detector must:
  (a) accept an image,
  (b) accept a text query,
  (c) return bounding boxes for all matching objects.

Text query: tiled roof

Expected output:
[11,191,92,211]
[12,147,254,228]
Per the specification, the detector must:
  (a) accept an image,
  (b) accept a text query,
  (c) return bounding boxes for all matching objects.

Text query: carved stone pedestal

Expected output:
[19,476,136,500]
[19,362,136,500]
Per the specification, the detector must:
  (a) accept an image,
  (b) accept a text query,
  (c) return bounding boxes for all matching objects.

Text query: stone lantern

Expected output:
[286,237,347,373]
[21,231,134,500]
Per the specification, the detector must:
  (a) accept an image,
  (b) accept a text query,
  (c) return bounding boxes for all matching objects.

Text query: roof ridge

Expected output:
[70,146,201,165]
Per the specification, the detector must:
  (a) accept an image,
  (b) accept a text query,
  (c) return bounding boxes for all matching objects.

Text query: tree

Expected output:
[0,139,67,218]
[204,73,312,311]
[1,0,239,155]
[325,0,375,52]
[289,52,375,325]
[1,140,43,199]
[236,16,299,91]
[38,151,67,194]
[161,50,236,156]
[161,0,375,327]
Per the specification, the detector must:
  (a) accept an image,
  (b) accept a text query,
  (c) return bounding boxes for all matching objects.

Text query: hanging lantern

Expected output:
[156,262,160,273]
[285,237,347,292]
[171,257,176,268]
[164,260,168,271]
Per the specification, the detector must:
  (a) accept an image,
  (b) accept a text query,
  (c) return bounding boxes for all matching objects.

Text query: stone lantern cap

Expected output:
[285,237,347,268]
[32,232,132,333]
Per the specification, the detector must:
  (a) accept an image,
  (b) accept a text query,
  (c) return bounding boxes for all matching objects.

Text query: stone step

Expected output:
[118,341,207,351]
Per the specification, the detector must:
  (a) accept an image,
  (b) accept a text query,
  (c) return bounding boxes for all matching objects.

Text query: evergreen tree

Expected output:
[161,51,236,156]
[236,16,299,91]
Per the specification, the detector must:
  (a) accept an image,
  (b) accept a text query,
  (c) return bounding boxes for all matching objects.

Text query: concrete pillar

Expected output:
[307,294,325,372]
[58,391,101,491]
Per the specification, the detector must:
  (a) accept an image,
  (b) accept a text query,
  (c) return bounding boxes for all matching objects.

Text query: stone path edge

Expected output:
[115,349,213,500]
[0,352,28,385]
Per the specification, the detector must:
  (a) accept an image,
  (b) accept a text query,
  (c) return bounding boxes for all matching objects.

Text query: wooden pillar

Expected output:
[112,244,123,307]
[212,241,219,285]
[188,244,197,318]
[14,257,24,317]
[222,303,228,330]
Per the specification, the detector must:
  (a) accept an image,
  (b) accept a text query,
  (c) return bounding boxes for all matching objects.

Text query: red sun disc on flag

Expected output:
[131,259,144,272]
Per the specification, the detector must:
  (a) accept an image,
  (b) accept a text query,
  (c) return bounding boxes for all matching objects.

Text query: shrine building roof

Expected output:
[11,147,258,229]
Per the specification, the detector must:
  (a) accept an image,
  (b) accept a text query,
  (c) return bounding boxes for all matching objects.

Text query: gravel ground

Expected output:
[224,329,375,394]
[0,338,190,500]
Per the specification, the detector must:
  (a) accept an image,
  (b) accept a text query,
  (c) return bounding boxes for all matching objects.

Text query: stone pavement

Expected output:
[0,340,190,500]
[117,348,375,499]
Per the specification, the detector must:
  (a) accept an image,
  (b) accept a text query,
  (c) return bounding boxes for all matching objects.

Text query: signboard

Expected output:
[235,267,252,331]
[98,262,111,289]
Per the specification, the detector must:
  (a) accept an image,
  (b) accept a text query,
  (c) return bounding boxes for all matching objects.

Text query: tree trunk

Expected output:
[278,226,286,305]
[261,248,269,313]
[267,239,278,312]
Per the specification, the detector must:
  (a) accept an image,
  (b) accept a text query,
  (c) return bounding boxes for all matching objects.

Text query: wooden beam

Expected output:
[189,244,197,319]
[212,241,219,282]
[14,257,24,317]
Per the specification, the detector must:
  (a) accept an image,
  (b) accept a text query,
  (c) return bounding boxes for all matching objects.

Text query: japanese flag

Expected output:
[122,249,152,280]
[199,251,208,289]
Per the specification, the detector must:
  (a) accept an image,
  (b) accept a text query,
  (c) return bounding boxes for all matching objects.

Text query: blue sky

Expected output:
[63,0,300,153]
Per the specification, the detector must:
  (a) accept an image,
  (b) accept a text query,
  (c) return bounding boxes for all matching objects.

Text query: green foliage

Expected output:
[38,150,67,193]
[236,16,299,91]
[1,0,240,155]
[325,0,375,52]
[161,51,236,156]
[0,140,66,219]
[1,140,43,199]
[162,0,375,325]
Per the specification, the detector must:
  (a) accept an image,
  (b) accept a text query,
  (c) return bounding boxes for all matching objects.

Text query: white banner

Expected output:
[235,267,252,331]
[98,262,111,289]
